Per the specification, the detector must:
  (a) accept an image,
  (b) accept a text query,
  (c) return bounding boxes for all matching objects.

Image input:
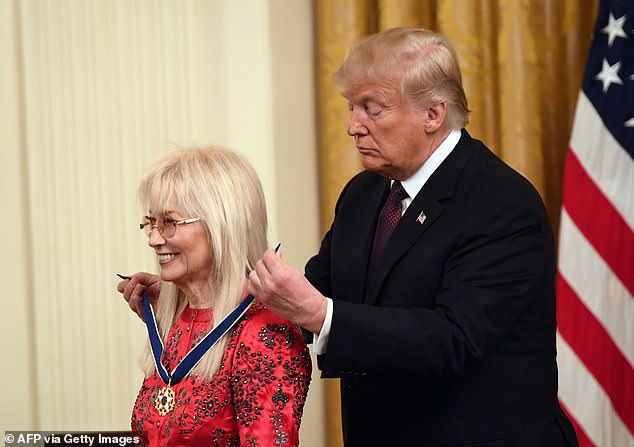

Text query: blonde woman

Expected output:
[125,146,311,446]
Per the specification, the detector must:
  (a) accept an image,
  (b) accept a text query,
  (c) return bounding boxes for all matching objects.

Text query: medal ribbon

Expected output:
[142,289,254,385]
[121,243,280,387]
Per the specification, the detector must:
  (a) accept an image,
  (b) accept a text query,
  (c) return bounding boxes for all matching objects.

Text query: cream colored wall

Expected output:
[1,0,324,445]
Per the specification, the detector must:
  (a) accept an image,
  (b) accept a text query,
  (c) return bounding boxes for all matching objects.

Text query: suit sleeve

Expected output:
[304,175,356,299]
[318,194,553,380]
[304,227,333,298]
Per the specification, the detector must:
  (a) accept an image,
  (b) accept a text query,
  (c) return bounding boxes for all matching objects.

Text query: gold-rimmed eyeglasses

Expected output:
[140,215,202,239]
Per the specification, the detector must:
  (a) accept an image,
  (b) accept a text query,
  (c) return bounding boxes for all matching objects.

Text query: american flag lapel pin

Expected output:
[416,211,427,225]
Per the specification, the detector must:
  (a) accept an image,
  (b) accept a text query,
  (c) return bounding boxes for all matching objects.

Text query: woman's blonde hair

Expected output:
[334,27,469,129]
[137,145,268,379]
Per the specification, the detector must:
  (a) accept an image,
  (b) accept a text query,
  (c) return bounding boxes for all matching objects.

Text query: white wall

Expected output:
[1,0,323,445]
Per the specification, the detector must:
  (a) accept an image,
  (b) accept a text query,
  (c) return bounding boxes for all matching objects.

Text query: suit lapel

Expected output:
[365,130,476,304]
[365,193,443,303]
[345,177,390,304]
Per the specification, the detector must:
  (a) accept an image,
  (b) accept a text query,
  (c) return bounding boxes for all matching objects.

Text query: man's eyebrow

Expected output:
[341,92,385,104]
[361,94,382,102]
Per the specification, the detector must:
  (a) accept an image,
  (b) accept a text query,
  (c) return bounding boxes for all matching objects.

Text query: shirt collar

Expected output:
[399,128,462,202]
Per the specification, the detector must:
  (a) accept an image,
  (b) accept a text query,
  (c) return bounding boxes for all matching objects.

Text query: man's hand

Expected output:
[116,272,161,321]
[248,249,327,334]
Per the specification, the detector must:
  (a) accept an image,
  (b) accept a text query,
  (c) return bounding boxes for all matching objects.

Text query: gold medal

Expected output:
[154,385,176,416]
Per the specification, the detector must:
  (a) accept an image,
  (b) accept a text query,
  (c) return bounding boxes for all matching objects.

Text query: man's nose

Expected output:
[347,108,368,137]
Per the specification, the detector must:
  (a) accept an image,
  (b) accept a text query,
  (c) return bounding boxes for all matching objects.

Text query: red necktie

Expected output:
[367,181,408,280]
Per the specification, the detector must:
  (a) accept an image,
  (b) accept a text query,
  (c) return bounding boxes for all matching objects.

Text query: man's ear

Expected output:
[424,101,447,132]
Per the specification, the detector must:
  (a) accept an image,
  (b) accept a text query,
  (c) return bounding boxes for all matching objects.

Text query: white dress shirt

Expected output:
[312,128,462,354]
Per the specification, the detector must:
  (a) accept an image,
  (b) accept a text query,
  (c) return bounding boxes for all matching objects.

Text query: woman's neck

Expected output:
[178,280,215,309]
[187,296,212,309]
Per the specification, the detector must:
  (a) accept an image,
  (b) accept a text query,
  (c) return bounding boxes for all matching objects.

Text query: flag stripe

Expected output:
[557,275,634,433]
[560,400,598,447]
[562,148,634,295]
[558,2,634,445]
[569,93,634,228]
[558,210,634,365]
[557,333,634,446]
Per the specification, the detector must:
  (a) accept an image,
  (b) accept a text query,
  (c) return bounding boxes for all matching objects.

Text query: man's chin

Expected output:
[360,154,379,169]
[361,158,392,178]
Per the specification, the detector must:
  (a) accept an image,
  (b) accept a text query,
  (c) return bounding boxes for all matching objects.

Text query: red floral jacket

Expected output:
[131,300,311,447]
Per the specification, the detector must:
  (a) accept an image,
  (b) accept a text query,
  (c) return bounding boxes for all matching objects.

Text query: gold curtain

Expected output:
[315,1,598,446]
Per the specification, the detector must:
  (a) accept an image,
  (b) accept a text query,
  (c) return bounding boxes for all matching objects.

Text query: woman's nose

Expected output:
[147,227,166,247]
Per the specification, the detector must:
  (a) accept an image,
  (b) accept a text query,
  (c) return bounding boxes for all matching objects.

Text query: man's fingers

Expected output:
[123,280,144,309]
[262,248,283,269]
[133,283,145,300]
[117,279,128,294]
[116,272,158,322]
[254,256,275,287]
[129,283,146,320]
[247,268,262,293]
[261,251,291,287]
[132,301,144,321]
[123,278,138,302]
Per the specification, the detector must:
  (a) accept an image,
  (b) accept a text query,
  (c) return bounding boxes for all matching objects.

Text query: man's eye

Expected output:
[163,217,177,225]
[366,104,383,116]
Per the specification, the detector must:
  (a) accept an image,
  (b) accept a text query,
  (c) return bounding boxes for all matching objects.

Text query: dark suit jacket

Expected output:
[305,130,578,447]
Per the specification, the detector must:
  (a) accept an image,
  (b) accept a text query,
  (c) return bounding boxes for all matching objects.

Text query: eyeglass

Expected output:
[140,215,202,238]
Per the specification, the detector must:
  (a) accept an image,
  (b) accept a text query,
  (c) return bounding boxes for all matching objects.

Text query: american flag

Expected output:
[556,1,633,446]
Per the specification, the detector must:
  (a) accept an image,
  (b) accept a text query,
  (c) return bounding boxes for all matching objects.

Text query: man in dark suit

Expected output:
[247,28,579,446]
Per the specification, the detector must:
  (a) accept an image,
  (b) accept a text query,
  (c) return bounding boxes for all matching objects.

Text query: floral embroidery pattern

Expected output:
[131,301,311,447]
